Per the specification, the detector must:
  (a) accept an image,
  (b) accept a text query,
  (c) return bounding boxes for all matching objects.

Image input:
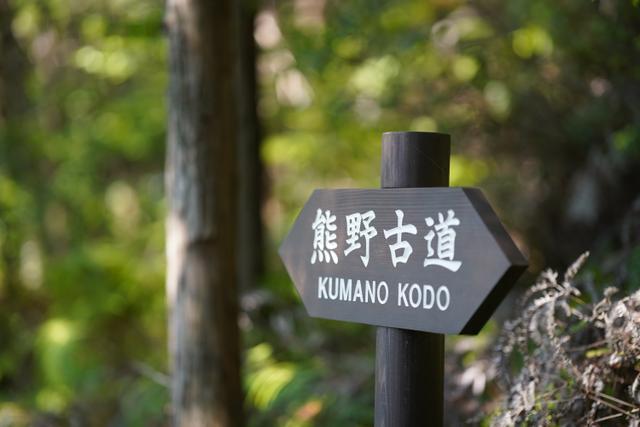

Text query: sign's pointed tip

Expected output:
[462,187,529,270]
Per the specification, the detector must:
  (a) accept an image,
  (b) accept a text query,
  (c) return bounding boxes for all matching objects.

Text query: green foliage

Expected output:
[259,0,640,424]
[1,0,166,424]
[1,0,639,425]
[263,0,640,273]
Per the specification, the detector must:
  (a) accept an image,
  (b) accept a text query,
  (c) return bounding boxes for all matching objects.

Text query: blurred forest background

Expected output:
[1,0,639,425]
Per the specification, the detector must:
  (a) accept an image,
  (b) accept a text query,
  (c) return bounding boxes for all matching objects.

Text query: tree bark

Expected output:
[165,0,243,426]
[237,0,264,292]
[0,0,28,304]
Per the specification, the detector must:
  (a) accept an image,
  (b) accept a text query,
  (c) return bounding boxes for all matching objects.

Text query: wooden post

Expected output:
[375,131,450,427]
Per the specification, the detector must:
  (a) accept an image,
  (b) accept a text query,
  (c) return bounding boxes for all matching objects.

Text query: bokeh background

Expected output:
[1,0,639,425]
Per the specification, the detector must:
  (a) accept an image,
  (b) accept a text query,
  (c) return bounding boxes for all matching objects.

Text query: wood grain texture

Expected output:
[381,131,450,188]
[236,0,264,292]
[165,0,243,425]
[279,187,527,334]
[377,132,446,427]
[375,328,443,427]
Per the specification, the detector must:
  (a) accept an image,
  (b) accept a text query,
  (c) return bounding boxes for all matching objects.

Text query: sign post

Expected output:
[278,131,528,426]
[375,131,449,426]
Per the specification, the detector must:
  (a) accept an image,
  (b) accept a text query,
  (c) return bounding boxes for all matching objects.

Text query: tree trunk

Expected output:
[237,0,264,292]
[165,0,243,426]
[0,0,28,303]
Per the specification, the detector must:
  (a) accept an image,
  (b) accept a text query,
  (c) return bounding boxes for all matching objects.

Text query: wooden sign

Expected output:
[279,187,527,334]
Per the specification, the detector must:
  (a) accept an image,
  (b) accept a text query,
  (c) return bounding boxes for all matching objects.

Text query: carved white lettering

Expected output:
[409,284,421,308]
[398,282,409,307]
[353,280,364,302]
[377,281,389,304]
[422,285,435,309]
[437,286,450,311]
[339,278,352,301]
[397,282,449,311]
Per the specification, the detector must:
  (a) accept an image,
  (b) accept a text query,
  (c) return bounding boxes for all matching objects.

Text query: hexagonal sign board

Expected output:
[279,187,528,335]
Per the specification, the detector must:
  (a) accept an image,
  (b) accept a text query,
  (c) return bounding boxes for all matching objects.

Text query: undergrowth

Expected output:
[492,253,640,426]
